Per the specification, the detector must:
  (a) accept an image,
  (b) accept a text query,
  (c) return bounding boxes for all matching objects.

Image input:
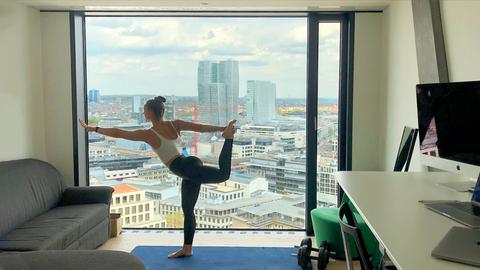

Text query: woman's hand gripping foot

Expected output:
[222,119,237,139]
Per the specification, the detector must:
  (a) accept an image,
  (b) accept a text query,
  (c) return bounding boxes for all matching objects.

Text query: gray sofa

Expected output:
[0,159,146,270]
[0,159,113,251]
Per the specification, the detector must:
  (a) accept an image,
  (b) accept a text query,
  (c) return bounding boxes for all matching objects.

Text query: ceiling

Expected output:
[15,0,393,11]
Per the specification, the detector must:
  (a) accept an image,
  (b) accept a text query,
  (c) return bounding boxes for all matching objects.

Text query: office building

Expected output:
[89,155,150,171]
[232,195,305,229]
[132,95,152,114]
[197,60,239,125]
[246,80,277,124]
[244,156,306,195]
[239,125,276,138]
[163,98,175,120]
[132,95,175,122]
[159,173,276,229]
[232,138,254,159]
[316,157,338,207]
[88,89,100,103]
[110,184,166,228]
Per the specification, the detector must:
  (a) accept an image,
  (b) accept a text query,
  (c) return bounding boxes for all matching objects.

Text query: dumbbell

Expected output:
[294,238,317,251]
[295,238,332,270]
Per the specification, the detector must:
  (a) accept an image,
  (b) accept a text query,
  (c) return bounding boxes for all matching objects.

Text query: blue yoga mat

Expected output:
[131,246,299,270]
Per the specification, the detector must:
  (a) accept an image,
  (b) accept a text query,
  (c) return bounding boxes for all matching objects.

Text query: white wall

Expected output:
[352,13,382,171]
[0,2,46,161]
[377,0,422,171]
[41,12,75,186]
[351,2,421,171]
[441,0,480,82]
[0,5,74,185]
[375,0,480,172]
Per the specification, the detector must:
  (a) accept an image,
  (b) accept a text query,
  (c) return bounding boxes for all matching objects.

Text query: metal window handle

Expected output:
[314,116,318,131]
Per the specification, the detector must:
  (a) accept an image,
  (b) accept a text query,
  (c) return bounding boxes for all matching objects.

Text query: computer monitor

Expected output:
[416,81,480,179]
[473,175,480,206]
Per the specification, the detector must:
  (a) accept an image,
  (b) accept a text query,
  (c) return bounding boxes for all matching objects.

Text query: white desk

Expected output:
[335,171,478,270]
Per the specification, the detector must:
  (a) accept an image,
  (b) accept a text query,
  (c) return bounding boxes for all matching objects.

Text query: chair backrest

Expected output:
[339,202,373,270]
[393,126,418,172]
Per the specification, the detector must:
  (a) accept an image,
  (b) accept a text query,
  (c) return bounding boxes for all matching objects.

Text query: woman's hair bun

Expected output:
[154,96,166,103]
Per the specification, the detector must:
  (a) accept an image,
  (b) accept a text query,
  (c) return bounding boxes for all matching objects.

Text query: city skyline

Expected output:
[86,17,341,99]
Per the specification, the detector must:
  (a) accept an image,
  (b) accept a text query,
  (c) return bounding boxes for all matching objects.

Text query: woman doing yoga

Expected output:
[79,96,236,259]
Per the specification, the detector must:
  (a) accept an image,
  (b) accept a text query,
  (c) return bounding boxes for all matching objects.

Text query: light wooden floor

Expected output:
[98,230,354,270]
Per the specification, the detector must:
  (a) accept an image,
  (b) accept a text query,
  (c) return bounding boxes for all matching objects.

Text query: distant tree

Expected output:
[328,127,334,137]
[165,210,184,228]
[88,118,100,126]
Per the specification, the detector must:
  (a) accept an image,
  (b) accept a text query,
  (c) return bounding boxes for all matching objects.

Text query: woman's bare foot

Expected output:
[168,246,192,259]
[222,120,237,139]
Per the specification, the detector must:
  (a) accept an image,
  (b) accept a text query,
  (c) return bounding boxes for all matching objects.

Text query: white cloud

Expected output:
[86,17,340,98]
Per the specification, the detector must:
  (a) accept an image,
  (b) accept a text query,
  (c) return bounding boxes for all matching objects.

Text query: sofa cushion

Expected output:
[0,159,65,237]
[0,204,108,251]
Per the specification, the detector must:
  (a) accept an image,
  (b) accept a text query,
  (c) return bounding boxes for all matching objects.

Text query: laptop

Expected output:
[432,226,480,267]
[422,174,480,228]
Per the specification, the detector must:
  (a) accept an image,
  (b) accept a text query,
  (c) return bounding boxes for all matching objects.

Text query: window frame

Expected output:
[305,13,355,234]
[70,11,355,233]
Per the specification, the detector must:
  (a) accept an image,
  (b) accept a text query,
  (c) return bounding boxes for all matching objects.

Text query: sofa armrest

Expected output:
[60,186,113,206]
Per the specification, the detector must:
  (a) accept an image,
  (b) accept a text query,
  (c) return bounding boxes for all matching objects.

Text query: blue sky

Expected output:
[86,17,340,99]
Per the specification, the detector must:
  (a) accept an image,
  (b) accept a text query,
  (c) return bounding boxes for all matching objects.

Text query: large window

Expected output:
[76,13,352,231]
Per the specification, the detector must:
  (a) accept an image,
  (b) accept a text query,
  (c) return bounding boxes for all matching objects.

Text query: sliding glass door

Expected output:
[72,12,353,232]
[305,14,354,234]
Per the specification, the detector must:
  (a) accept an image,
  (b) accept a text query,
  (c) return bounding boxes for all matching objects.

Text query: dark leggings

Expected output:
[169,139,233,245]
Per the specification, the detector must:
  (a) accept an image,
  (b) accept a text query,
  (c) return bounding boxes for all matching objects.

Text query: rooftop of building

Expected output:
[228,172,264,184]
[114,140,152,151]
[130,183,177,192]
[208,184,239,193]
[113,184,140,194]
[162,191,282,211]
[114,123,146,129]
[236,195,305,219]
[240,125,276,130]
[137,165,168,172]
[89,141,111,149]
[89,154,151,162]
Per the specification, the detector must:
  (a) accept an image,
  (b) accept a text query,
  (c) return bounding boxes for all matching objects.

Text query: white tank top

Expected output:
[150,122,181,166]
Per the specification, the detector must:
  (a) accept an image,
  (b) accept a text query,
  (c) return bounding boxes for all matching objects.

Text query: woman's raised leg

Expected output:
[180,120,236,184]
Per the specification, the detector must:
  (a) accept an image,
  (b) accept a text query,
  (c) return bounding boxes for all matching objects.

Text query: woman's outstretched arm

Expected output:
[173,119,225,133]
[79,119,147,142]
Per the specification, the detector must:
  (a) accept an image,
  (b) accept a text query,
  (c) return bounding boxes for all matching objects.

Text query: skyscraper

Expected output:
[197,60,239,125]
[219,60,239,122]
[163,97,175,120]
[88,89,101,103]
[246,80,276,124]
[132,95,150,114]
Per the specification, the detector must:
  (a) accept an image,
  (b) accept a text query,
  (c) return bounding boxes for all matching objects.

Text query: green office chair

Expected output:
[298,126,418,270]
[339,202,397,270]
